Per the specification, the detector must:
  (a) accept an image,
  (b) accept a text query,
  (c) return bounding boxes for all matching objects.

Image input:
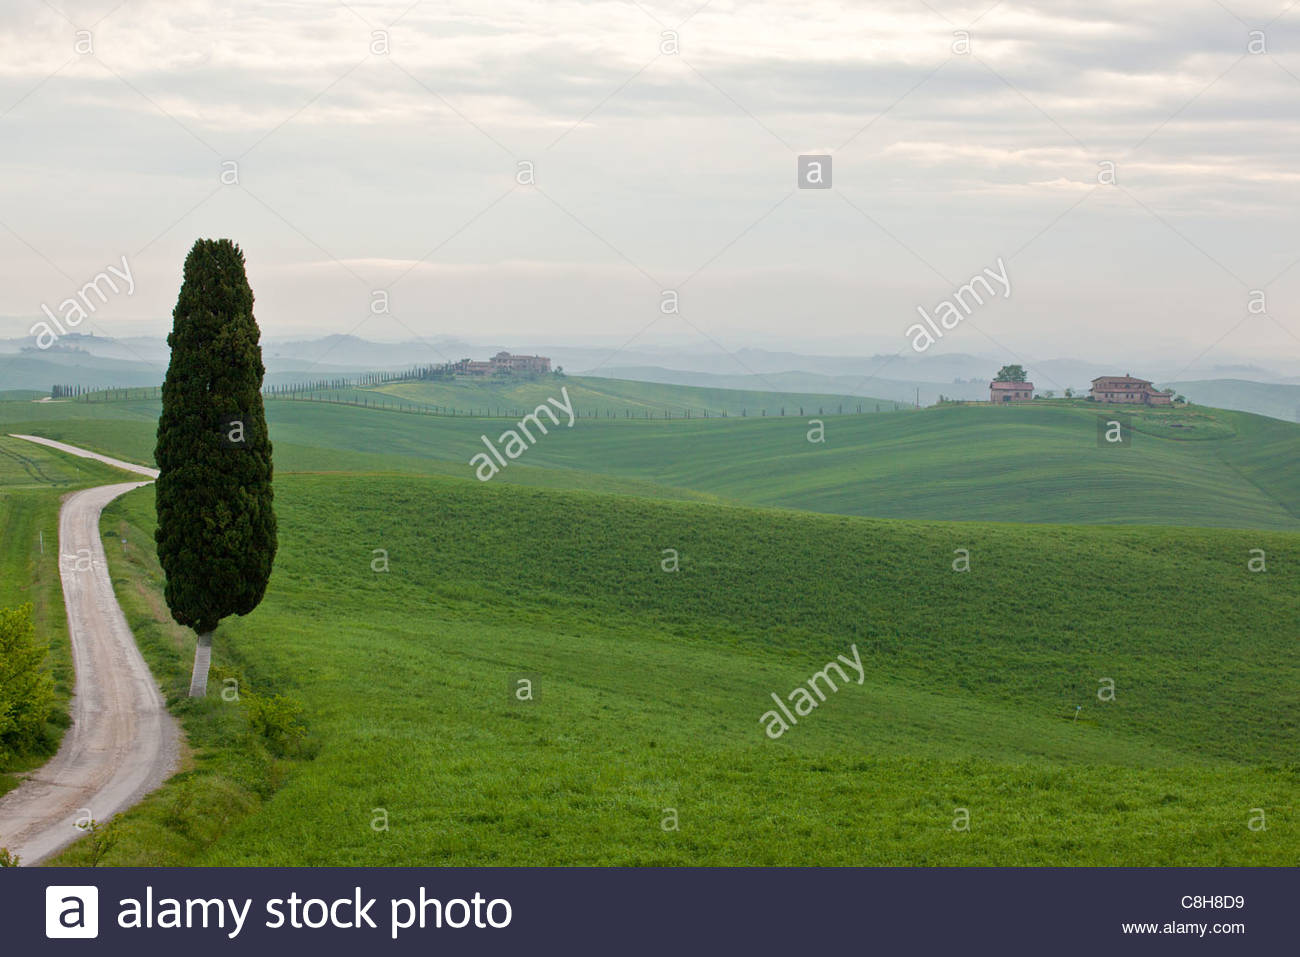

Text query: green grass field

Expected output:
[4,384,1296,866]
[367,373,901,418]
[48,471,1297,865]
[71,373,900,418]
[4,395,1297,529]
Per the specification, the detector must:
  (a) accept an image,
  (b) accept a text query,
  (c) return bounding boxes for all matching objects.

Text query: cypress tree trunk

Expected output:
[189,632,214,697]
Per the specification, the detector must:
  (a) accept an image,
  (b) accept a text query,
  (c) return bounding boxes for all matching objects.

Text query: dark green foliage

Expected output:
[994,364,1027,382]
[154,239,276,634]
[0,604,54,762]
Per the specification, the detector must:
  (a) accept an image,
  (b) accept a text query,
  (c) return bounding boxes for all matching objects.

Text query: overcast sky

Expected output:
[2,0,1299,371]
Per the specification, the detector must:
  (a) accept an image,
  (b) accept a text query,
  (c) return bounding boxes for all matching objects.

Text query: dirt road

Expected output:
[0,435,178,865]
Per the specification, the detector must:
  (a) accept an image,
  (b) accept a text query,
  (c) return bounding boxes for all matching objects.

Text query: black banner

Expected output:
[8,867,1291,954]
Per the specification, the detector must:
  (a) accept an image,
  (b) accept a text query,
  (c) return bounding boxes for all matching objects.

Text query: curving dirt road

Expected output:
[0,435,179,865]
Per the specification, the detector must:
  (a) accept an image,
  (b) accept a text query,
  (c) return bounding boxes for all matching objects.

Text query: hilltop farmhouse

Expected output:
[453,351,551,376]
[1089,375,1172,405]
[990,380,1034,402]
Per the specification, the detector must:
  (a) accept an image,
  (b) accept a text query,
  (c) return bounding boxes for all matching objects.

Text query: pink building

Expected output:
[990,380,1034,403]
[1089,375,1172,405]
[490,351,551,374]
[452,352,552,376]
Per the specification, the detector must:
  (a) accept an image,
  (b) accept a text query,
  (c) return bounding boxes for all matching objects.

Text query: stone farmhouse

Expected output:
[1089,375,1172,405]
[453,351,552,376]
[990,380,1034,403]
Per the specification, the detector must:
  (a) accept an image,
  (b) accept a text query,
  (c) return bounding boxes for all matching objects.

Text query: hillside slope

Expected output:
[593,364,990,405]
[368,373,901,417]
[3,396,1297,529]
[58,473,1299,865]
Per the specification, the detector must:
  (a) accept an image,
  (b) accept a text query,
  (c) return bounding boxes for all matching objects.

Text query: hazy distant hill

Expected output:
[1168,379,1300,423]
[263,334,458,368]
[0,351,165,391]
[0,351,376,392]
[6,331,1300,415]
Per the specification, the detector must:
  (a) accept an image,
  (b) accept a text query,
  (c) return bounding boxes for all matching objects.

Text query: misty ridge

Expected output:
[4,330,1299,422]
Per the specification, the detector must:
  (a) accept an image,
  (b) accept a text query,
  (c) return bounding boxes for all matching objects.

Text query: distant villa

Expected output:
[989,379,1033,403]
[1089,374,1172,406]
[452,351,551,376]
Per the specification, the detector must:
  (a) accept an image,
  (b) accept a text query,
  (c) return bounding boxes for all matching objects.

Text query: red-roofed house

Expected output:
[990,380,1034,403]
[1089,375,1172,405]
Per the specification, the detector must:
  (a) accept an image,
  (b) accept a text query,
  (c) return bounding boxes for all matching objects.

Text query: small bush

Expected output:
[244,693,307,756]
[74,818,120,868]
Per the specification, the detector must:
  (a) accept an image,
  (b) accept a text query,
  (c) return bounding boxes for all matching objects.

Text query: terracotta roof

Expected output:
[1091,375,1152,386]
[990,380,1033,390]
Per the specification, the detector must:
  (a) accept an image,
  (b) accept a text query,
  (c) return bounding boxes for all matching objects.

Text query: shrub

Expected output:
[73,818,119,868]
[244,693,307,756]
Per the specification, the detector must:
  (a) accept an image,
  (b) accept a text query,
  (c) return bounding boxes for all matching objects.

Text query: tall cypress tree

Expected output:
[155,239,276,696]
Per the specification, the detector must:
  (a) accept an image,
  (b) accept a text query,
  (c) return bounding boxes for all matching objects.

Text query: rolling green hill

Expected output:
[67,373,901,418]
[49,471,1299,866]
[11,388,1295,865]
[5,395,1296,530]
[309,373,902,418]
[594,364,990,405]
